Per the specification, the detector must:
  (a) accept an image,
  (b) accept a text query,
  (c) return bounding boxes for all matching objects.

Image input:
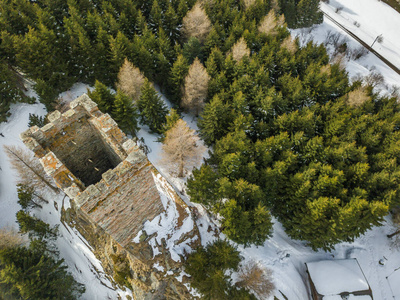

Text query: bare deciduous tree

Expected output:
[182,3,211,43]
[277,14,285,27]
[330,52,347,70]
[347,87,369,107]
[161,119,206,177]
[116,58,146,102]
[236,261,275,299]
[281,36,297,54]
[0,227,26,250]
[243,0,256,9]
[258,10,278,35]
[320,64,331,76]
[390,85,400,100]
[258,10,285,36]
[4,145,58,193]
[364,70,385,89]
[271,0,280,13]
[230,37,250,61]
[182,58,210,115]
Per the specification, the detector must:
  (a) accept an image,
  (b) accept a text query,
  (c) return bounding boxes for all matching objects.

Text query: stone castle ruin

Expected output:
[20,94,199,299]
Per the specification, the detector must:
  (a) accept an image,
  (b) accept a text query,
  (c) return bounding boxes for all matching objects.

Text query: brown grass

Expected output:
[0,227,26,250]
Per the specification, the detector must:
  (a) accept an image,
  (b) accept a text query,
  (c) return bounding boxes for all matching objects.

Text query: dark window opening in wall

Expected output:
[45,117,122,186]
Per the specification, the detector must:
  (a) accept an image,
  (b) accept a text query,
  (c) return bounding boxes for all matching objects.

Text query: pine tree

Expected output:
[16,210,58,242]
[198,95,232,145]
[0,246,85,299]
[161,108,181,134]
[28,113,45,127]
[0,60,29,123]
[148,0,162,32]
[87,80,115,114]
[13,23,64,83]
[182,37,203,63]
[184,240,253,300]
[218,179,273,246]
[204,27,223,55]
[109,31,132,78]
[163,4,180,42]
[177,0,189,20]
[112,90,139,136]
[92,26,113,84]
[17,184,48,210]
[137,79,168,133]
[296,0,323,28]
[187,164,221,207]
[168,54,189,105]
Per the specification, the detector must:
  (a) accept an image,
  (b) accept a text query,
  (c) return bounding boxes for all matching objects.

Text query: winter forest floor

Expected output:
[1,1,400,299]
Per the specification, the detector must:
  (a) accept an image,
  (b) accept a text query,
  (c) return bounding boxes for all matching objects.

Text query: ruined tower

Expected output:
[20,94,199,299]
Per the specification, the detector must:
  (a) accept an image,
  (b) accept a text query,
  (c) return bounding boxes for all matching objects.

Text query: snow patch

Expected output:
[153,262,165,272]
[132,172,195,262]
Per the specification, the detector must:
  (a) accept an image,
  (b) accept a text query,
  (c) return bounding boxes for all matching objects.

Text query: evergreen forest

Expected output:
[0,185,85,299]
[1,0,400,274]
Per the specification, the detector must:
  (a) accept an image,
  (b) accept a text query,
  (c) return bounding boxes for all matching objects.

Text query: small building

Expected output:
[306,259,373,300]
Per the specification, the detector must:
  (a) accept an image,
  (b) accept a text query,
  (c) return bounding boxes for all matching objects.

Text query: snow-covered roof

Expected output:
[388,268,400,299]
[306,259,370,296]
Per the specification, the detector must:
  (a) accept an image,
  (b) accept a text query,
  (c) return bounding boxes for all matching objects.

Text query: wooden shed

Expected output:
[306,259,373,300]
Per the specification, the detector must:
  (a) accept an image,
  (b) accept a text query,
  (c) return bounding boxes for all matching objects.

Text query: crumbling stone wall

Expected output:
[20,94,199,299]
[46,116,122,186]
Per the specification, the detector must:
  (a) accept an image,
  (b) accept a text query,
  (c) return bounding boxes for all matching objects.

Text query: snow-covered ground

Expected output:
[2,1,400,298]
[321,0,400,70]
[0,84,134,299]
[0,88,47,228]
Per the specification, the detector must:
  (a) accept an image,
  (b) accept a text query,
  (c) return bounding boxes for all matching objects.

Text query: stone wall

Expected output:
[20,94,200,299]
